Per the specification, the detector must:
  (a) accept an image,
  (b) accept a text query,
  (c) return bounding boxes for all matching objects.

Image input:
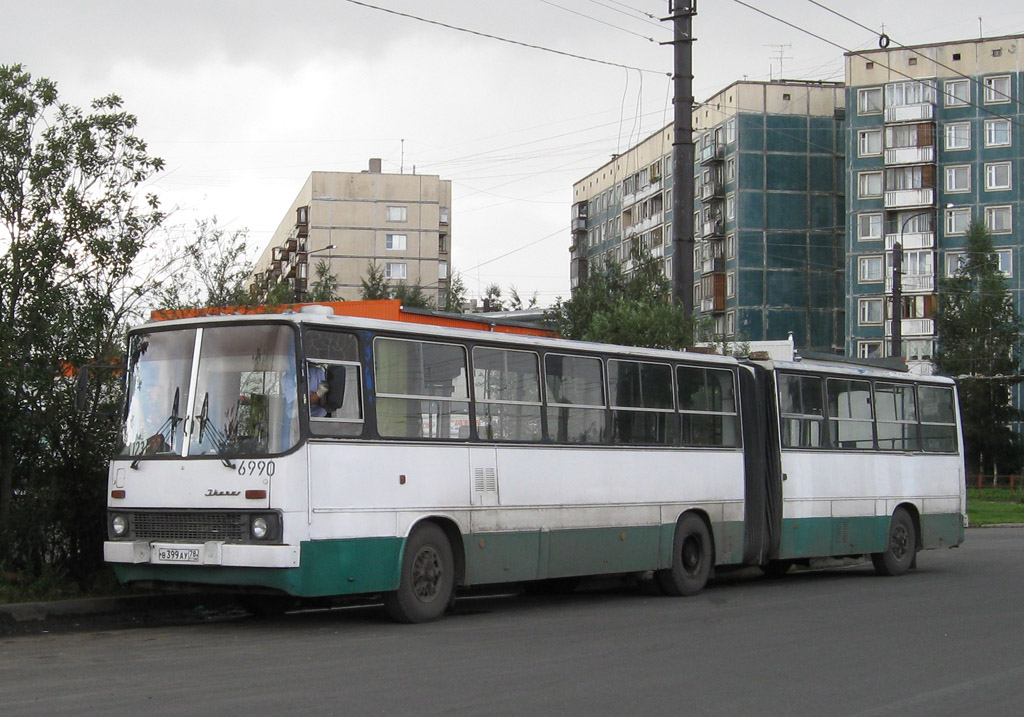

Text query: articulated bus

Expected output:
[105,305,966,622]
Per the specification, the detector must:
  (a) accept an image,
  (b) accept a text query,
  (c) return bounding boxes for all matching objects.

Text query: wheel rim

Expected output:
[681,534,703,576]
[411,545,443,602]
[891,523,910,561]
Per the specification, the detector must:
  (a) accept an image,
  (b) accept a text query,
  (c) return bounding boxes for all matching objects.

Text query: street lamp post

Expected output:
[295,244,335,302]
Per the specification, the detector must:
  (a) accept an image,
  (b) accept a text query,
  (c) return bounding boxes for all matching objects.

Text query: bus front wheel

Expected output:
[871,507,917,577]
[384,523,455,623]
[656,513,712,596]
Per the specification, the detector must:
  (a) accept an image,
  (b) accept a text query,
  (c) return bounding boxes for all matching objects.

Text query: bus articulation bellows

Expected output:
[105,305,966,622]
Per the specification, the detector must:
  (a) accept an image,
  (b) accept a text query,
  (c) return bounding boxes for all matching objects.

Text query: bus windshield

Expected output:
[119,324,300,458]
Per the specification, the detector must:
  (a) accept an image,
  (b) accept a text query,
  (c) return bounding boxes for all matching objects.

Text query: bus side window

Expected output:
[678,366,739,447]
[473,347,542,442]
[544,354,606,444]
[918,385,957,452]
[875,382,919,451]
[305,329,363,438]
[777,374,824,449]
[375,338,470,440]
[609,359,675,445]
[827,379,874,450]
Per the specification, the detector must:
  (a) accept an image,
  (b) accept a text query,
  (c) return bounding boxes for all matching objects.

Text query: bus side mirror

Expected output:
[323,366,347,411]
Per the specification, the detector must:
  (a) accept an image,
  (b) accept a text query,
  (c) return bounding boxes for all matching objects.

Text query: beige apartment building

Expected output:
[253,158,452,303]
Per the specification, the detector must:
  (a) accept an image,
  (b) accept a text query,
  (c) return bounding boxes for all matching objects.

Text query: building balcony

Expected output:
[699,142,724,164]
[700,181,724,201]
[885,231,935,250]
[885,273,935,293]
[573,217,587,231]
[884,188,934,209]
[702,219,725,238]
[884,103,934,123]
[884,146,935,165]
[885,318,934,337]
[701,257,725,275]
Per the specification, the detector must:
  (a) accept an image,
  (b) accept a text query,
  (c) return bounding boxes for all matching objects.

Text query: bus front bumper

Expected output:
[104,540,300,568]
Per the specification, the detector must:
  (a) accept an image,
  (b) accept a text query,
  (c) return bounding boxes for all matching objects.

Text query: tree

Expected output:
[440,272,467,313]
[304,259,340,303]
[360,261,390,300]
[152,218,252,309]
[0,65,165,580]
[508,285,538,311]
[391,281,434,309]
[482,283,504,312]
[547,248,697,350]
[935,219,1024,477]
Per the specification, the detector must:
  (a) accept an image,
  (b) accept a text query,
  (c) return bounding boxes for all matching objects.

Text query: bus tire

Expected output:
[655,513,712,597]
[871,507,916,577]
[384,523,455,623]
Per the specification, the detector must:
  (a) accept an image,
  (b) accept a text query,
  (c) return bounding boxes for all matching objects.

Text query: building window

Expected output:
[947,249,1012,276]
[725,118,737,144]
[858,213,883,240]
[945,251,967,277]
[386,206,407,222]
[945,207,971,235]
[904,339,933,362]
[983,75,1011,104]
[726,234,736,259]
[726,194,735,221]
[385,233,407,250]
[885,79,936,107]
[726,271,735,298]
[725,311,736,335]
[985,162,1012,191]
[858,87,883,114]
[945,165,971,193]
[944,79,969,106]
[438,260,449,280]
[726,157,736,181]
[858,171,883,198]
[985,205,1012,233]
[996,249,1013,276]
[857,341,883,359]
[859,255,883,282]
[385,262,407,280]
[984,119,1011,147]
[902,249,934,277]
[858,298,884,325]
[858,129,883,157]
[944,122,971,150]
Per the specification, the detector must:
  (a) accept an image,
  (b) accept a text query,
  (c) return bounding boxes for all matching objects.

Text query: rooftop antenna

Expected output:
[765,43,793,81]
[400,138,405,174]
[978,17,983,38]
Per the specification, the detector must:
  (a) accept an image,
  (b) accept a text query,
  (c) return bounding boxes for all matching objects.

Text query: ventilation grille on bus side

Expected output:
[131,511,247,542]
[474,468,497,493]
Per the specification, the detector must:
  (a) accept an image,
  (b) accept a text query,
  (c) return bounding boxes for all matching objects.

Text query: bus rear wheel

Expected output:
[656,513,712,596]
[871,507,917,577]
[384,523,455,623]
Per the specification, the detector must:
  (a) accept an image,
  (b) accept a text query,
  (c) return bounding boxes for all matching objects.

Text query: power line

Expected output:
[537,0,659,43]
[341,0,669,75]
[805,0,1024,111]
[730,0,1024,132]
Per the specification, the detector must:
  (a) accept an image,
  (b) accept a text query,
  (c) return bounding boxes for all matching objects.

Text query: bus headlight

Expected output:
[110,514,129,537]
[249,513,280,541]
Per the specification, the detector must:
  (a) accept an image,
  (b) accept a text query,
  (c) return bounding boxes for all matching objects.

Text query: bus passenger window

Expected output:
[777,374,824,449]
[875,382,919,451]
[827,379,874,450]
[609,360,675,445]
[677,366,739,447]
[305,329,363,437]
[918,385,957,452]
[544,354,606,444]
[473,347,542,442]
[374,338,470,440]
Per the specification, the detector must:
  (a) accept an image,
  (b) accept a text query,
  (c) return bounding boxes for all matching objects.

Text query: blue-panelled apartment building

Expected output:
[572,33,1023,377]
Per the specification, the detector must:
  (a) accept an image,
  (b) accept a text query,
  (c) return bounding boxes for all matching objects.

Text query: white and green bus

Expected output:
[105,305,966,622]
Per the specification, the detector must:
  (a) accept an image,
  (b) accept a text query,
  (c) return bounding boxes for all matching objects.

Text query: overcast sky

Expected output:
[3,0,1023,305]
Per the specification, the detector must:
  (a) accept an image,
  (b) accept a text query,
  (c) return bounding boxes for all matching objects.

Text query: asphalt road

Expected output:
[2,529,1022,716]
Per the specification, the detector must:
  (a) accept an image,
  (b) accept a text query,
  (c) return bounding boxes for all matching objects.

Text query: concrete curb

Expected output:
[0,594,182,623]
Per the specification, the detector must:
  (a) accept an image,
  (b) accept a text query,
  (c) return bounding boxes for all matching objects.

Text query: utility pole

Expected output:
[666,1,696,311]
[891,242,903,360]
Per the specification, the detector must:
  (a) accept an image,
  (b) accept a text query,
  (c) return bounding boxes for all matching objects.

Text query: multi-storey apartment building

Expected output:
[571,80,846,351]
[845,34,1024,374]
[253,159,451,303]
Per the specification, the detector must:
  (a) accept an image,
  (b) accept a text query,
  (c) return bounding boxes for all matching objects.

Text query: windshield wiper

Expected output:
[131,388,183,469]
[194,393,236,469]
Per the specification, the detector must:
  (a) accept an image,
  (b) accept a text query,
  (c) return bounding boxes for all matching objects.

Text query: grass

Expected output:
[967,487,1024,526]
[0,567,132,606]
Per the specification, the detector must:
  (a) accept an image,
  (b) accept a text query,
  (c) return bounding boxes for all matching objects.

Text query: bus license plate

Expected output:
[155,546,201,563]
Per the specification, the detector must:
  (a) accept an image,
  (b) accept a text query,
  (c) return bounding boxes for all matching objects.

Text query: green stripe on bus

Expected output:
[777,512,964,560]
